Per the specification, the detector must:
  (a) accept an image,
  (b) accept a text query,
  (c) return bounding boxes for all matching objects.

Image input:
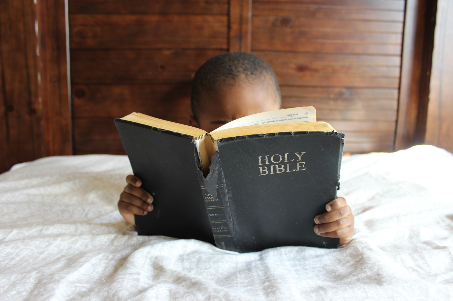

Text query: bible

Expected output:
[115,107,344,252]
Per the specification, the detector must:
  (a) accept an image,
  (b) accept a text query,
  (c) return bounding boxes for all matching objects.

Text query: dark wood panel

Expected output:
[252,40,401,55]
[343,142,394,153]
[253,3,405,21]
[255,51,401,67]
[280,86,399,99]
[69,15,228,49]
[253,16,403,33]
[229,0,252,52]
[316,110,397,121]
[395,0,434,150]
[73,118,125,154]
[69,0,228,15]
[71,49,225,61]
[275,74,399,88]
[38,0,73,156]
[325,120,396,131]
[71,49,225,84]
[282,98,398,111]
[273,64,400,77]
[72,84,192,118]
[253,28,402,44]
[426,0,453,153]
[0,0,43,173]
[254,0,405,11]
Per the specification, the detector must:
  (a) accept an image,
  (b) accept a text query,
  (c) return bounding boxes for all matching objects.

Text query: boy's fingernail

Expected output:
[326,204,332,212]
[148,197,153,204]
[314,216,320,224]
[143,210,148,215]
[147,205,153,211]
[314,225,319,234]
[136,180,142,186]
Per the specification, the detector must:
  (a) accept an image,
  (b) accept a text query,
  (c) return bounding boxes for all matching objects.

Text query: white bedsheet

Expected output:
[0,145,452,300]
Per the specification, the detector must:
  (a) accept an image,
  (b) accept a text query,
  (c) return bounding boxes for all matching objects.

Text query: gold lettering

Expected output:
[295,152,306,161]
[270,165,275,174]
[297,162,306,171]
[259,166,269,176]
[275,164,285,173]
[264,155,270,165]
[271,154,282,164]
[258,156,263,166]
[286,163,296,172]
[284,153,294,163]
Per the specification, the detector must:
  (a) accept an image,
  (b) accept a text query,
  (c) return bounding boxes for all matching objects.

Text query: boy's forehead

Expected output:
[201,79,280,118]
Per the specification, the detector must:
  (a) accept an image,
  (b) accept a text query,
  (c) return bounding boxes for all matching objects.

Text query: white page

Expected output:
[212,106,316,132]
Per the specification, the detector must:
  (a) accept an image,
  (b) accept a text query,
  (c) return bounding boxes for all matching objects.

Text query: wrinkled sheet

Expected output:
[0,145,452,300]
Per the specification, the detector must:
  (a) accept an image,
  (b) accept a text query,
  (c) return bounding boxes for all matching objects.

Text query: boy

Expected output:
[118,53,354,246]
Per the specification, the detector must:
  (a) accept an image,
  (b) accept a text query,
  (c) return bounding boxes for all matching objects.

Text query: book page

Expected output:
[211,107,316,132]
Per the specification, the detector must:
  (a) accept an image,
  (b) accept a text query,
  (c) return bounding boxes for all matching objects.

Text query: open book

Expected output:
[115,107,344,252]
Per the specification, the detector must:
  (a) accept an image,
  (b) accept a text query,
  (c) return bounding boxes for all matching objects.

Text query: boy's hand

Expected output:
[313,197,354,246]
[118,175,154,227]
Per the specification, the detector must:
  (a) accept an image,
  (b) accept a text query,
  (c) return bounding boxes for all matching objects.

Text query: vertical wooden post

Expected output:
[229,0,252,53]
[426,0,453,153]
[36,0,72,156]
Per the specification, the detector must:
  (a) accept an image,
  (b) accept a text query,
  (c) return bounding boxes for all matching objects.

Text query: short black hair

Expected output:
[191,52,281,120]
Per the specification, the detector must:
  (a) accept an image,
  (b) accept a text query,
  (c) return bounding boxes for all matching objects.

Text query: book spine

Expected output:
[199,154,237,251]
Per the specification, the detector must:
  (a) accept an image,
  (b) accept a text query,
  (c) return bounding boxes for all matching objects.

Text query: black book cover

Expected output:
[115,119,214,244]
[115,118,344,252]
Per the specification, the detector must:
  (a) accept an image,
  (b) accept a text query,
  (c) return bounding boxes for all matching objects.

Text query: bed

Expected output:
[0,145,452,300]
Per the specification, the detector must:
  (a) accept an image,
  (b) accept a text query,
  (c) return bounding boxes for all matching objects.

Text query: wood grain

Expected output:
[0,0,43,173]
[70,15,228,49]
[69,0,228,15]
[254,0,405,11]
[37,0,72,156]
[71,49,224,84]
[229,0,252,52]
[253,2,405,21]
[426,0,453,153]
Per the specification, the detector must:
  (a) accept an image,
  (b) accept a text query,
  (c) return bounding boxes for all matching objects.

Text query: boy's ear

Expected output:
[189,115,200,128]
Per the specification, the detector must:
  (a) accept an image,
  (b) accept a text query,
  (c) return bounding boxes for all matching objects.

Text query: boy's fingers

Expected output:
[325,197,347,212]
[118,200,149,216]
[314,214,353,234]
[126,175,142,187]
[340,236,353,246]
[315,224,354,239]
[314,205,351,224]
[120,192,154,212]
[124,184,153,203]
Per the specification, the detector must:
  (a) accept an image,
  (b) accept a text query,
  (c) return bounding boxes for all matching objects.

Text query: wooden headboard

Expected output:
[3,0,451,173]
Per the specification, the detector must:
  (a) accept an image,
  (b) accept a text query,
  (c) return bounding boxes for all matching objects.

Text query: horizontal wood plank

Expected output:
[275,73,399,88]
[272,64,400,77]
[255,51,401,67]
[253,16,403,33]
[343,141,394,153]
[325,120,396,131]
[71,49,225,83]
[71,49,225,61]
[69,0,228,15]
[72,84,192,118]
[254,0,405,11]
[252,40,402,55]
[253,3,405,21]
[282,97,398,111]
[280,86,399,99]
[69,15,228,49]
[253,27,402,44]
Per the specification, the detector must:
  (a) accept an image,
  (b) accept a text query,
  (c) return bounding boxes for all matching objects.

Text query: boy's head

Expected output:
[191,52,281,132]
